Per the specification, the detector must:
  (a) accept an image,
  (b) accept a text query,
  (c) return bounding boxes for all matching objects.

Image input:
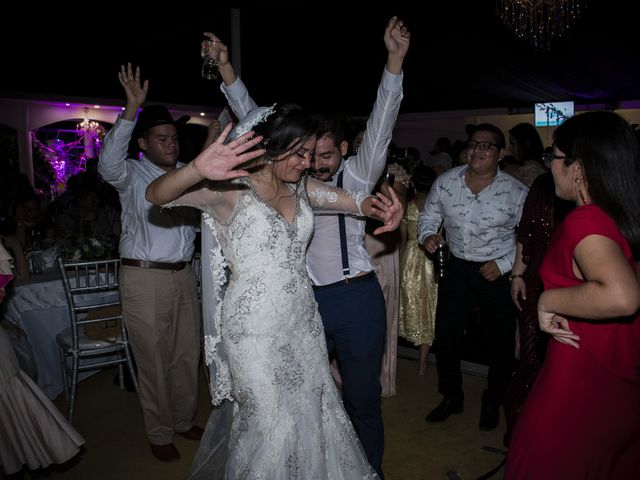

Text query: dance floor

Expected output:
[10,356,507,479]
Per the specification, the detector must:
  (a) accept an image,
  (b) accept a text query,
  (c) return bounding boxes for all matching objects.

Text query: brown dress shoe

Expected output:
[176,425,204,441]
[150,442,180,462]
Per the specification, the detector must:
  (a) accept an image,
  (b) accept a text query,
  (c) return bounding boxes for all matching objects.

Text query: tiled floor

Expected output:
[9,356,507,479]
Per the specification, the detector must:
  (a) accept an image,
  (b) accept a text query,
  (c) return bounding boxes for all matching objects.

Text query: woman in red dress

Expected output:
[505,111,640,479]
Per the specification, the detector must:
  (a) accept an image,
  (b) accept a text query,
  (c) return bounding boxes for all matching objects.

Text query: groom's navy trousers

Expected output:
[313,272,386,476]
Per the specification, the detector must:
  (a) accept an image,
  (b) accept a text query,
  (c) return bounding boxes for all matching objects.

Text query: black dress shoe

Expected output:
[150,442,180,462]
[479,394,501,431]
[425,397,464,423]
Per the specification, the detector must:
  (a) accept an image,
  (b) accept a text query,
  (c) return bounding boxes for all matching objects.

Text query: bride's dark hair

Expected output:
[252,103,318,162]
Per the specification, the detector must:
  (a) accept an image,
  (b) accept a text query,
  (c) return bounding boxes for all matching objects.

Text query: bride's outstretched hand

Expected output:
[193,124,265,181]
[365,187,403,235]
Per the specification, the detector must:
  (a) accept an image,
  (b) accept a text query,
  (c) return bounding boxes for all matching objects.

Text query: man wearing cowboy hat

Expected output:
[99,63,203,463]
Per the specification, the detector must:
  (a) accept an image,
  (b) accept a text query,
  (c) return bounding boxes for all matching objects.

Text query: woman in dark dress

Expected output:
[502,170,572,446]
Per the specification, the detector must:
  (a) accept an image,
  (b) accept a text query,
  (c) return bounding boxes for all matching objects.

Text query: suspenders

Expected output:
[336,170,351,280]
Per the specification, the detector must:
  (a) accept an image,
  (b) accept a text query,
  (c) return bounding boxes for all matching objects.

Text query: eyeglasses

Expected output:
[466,140,499,151]
[541,152,568,168]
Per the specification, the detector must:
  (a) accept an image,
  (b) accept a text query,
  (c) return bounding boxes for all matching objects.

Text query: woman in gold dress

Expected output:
[399,165,438,375]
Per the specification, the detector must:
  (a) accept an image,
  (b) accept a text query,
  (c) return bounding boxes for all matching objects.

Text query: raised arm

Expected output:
[98,63,148,189]
[306,177,403,235]
[202,32,258,119]
[202,32,235,87]
[349,17,409,191]
[145,125,264,207]
[120,63,148,122]
[384,15,411,75]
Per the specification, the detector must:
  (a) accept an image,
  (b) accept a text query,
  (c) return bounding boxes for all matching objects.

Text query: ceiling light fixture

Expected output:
[497,0,584,50]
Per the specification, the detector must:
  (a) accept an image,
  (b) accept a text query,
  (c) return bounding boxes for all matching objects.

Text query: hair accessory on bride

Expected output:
[228,104,277,141]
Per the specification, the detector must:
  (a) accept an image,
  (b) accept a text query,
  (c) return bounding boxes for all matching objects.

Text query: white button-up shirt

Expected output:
[221,69,404,286]
[98,117,198,262]
[306,70,403,285]
[417,165,528,274]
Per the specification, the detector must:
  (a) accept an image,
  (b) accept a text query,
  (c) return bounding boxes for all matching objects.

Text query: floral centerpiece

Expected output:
[60,234,114,261]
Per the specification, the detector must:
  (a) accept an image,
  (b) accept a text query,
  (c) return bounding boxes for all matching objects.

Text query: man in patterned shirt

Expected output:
[417,123,528,431]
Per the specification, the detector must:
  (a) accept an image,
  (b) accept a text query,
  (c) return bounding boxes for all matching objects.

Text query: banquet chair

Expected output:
[56,257,138,422]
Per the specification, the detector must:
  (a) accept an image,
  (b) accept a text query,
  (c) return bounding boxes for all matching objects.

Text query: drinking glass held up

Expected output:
[201,39,220,80]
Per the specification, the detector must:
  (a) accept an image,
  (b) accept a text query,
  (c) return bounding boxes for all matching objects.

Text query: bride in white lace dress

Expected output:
[146,104,401,479]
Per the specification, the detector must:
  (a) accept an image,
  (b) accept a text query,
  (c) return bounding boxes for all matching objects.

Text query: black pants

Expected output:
[313,274,386,477]
[434,256,516,405]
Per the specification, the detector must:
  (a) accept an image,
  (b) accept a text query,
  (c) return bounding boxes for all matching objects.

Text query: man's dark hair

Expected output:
[315,114,346,147]
[471,123,506,149]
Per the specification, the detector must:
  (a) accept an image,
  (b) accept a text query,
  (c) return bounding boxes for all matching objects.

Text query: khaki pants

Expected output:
[120,264,201,444]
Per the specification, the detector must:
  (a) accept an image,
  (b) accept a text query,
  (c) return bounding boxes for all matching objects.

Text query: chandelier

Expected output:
[77,118,102,134]
[497,0,584,50]
[76,109,106,161]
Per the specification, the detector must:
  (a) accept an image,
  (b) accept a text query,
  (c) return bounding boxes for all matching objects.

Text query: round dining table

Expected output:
[3,268,119,400]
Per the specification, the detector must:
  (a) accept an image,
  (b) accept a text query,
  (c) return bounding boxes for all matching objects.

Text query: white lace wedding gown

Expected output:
[183,177,378,479]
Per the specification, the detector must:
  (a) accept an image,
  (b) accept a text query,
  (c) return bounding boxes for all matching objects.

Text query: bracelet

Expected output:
[509,273,524,281]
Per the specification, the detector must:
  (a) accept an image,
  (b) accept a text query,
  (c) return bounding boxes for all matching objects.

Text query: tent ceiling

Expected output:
[2,3,638,115]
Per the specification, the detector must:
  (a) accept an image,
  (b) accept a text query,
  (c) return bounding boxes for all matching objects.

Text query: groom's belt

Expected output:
[121,258,187,271]
[311,271,376,291]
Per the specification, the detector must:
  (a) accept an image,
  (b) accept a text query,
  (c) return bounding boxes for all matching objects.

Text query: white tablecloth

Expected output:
[3,269,119,400]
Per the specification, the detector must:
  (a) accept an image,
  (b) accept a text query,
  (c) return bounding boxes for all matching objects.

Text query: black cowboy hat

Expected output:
[132,105,190,139]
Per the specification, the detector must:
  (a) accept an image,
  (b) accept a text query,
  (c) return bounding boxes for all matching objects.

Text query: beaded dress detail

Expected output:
[188,176,376,479]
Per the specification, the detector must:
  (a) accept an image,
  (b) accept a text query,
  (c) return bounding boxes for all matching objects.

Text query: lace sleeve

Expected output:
[306,177,370,216]
[161,181,221,209]
[161,181,242,224]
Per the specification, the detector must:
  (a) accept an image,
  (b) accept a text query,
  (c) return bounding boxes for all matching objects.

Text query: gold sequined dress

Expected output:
[399,202,437,346]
